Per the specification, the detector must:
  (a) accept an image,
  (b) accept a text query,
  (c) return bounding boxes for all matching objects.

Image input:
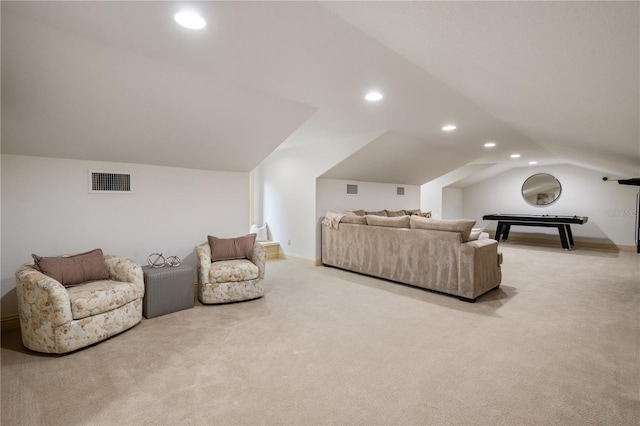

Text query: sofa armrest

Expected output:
[458,239,502,300]
[103,255,144,297]
[196,243,212,286]
[15,264,73,329]
[250,242,266,279]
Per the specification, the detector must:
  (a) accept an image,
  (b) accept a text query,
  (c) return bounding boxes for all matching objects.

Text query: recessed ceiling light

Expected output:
[175,11,206,29]
[529,161,538,165]
[510,154,521,158]
[365,92,383,101]
[442,124,457,131]
[484,142,496,148]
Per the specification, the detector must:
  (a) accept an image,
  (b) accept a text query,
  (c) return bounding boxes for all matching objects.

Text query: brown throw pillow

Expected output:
[32,248,110,287]
[208,234,256,262]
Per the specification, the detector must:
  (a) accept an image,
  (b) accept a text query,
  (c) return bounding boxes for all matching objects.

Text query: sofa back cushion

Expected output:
[341,215,368,225]
[410,217,476,242]
[365,210,387,217]
[366,215,410,228]
[385,209,406,217]
[32,248,111,287]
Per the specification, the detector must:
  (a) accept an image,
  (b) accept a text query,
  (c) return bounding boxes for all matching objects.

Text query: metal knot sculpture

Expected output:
[166,255,181,267]
[147,253,166,268]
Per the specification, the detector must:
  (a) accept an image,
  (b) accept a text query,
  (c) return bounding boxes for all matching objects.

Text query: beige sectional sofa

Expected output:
[321,213,502,302]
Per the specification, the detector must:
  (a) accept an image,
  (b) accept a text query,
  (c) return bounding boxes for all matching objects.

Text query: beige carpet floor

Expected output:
[2,243,639,425]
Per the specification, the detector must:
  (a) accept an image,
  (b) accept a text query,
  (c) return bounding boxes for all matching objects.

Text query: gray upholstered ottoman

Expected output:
[142,264,194,319]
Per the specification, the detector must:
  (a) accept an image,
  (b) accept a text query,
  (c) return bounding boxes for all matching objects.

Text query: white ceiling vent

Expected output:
[397,187,405,196]
[346,184,358,195]
[89,170,132,193]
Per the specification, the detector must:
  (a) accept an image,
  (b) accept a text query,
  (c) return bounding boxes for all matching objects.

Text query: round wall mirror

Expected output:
[522,173,562,206]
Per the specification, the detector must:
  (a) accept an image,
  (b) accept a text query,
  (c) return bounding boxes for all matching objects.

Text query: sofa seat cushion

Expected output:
[67,280,141,320]
[209,259,260,283]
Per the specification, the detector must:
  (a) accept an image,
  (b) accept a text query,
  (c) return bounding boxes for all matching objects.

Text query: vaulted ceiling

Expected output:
[2,1,638,185]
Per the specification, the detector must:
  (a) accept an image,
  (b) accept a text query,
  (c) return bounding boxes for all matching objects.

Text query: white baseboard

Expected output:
[279,253,322,266]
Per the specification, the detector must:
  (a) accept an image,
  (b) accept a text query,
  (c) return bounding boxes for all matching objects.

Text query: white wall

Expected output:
[256,132,378,262]
[259,145,421,262]
[316,178,420,257]
[442,187,463,219]
[463,164,638,246]
[255,149,317,262]
[1,154,250,317]
[420,164,492,219]
[316,178,420,214]
[420,181,442,219]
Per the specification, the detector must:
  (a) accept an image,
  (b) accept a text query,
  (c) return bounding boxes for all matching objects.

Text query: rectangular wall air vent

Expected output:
[346,184,358,195]
[89,171,132,193]
[397,187,405,196]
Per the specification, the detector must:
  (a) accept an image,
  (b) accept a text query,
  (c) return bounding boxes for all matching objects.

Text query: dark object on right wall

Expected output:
[616,178,640,186]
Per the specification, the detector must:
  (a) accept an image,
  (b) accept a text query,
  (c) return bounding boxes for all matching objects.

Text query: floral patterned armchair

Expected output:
[15,252,144,354]
[196,240,266,304]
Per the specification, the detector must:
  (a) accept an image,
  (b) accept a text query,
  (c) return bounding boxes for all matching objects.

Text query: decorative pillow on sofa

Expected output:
[250,222,270,242]
[208,234,256,262]
[340,215,368,225]
[469,228,485,241]
[365,210,387,217]
[404,209,422,216]
[32,248,111,287]
[366,215,410,228]
[385,209,406,217]
[350,210,366,216]
[409,217,476,242]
